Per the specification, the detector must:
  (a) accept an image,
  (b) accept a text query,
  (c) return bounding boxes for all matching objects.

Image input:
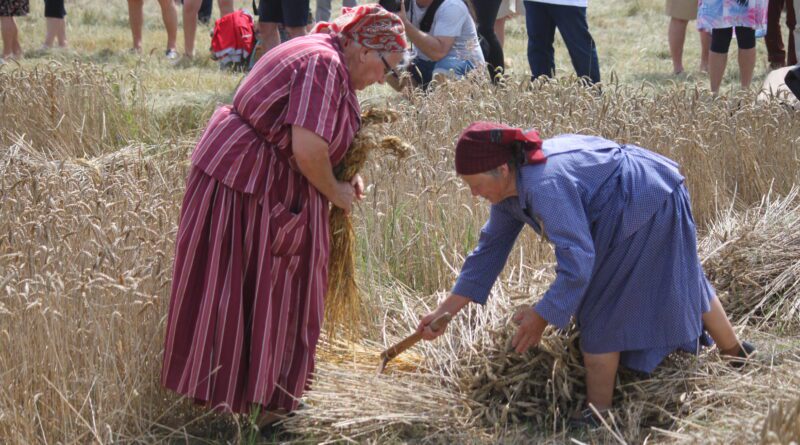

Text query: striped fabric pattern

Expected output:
[161,33,360,414]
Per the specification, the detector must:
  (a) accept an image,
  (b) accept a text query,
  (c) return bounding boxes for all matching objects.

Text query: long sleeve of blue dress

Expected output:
[451,205,524,303]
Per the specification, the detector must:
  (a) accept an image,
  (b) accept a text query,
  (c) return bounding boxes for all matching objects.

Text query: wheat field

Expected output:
[1,0,800,443]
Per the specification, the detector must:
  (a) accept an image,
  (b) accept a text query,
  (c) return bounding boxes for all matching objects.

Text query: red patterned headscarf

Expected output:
[312,4,407,53]
[455,121,546,175]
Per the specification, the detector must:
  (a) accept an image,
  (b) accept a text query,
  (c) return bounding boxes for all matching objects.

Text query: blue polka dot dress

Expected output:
[453,134,713,374]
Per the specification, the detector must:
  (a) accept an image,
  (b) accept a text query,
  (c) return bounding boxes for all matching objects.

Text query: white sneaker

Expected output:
[165,49,179,60]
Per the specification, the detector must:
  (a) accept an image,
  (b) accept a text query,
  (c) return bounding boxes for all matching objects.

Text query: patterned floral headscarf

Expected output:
[313,4,407,53]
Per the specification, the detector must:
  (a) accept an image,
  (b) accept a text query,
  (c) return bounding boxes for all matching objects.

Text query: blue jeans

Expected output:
[524,1,600,84]
[410,56,476,89]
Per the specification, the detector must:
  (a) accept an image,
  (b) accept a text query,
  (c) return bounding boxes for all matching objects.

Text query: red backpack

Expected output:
[210,10,255,69]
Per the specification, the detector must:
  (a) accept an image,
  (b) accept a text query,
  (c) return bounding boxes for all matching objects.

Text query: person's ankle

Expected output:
[720,344,741,356]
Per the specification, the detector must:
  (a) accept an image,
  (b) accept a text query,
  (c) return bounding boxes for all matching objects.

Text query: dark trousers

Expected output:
[523,1,600,84]
[199,0,213,23]
[44,0,66,19]
[473,0,504,82]
[766,0,797,66]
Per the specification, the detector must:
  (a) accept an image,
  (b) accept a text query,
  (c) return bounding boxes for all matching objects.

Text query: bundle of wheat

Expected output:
[326,108,411,339]
[700,187,800,331]
[459,325,585,428]
[457,323,716,441]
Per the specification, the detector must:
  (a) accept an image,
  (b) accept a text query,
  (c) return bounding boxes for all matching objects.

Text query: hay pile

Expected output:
[700,187,800,331]
[326,108,410,339]
[457,322,719,441]
[282,363,471,442]
[459,326,584,427]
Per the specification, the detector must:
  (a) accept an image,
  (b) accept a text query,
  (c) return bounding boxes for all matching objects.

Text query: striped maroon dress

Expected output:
[161,33,360,414]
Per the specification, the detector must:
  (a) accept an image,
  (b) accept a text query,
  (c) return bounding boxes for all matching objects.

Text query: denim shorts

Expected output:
[410,56,476,89]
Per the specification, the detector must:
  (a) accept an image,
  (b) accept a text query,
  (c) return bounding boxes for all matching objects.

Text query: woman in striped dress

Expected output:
[418,122,755,426]
[161,5,407,422]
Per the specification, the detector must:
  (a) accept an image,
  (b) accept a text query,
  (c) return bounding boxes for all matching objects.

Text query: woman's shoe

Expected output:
[728,341,756,369]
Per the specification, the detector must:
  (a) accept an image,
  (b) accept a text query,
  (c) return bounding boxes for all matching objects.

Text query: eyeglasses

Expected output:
[379,52,401,80]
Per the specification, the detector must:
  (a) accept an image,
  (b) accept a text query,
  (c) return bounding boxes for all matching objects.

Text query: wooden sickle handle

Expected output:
[380,312,452,362]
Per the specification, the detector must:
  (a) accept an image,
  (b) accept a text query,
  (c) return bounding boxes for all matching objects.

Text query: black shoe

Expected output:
[729,341,756,369]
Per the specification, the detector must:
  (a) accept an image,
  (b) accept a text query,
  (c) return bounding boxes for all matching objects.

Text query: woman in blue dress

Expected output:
[417,121,754,424]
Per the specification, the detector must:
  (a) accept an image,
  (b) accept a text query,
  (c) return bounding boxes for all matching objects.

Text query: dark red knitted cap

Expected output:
[455,121,546,175]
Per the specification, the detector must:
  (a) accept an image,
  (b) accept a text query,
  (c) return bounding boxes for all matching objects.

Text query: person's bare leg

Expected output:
[669,17,689,74]
[699,30,711,72]
[582,351,620,411]
[737,47,756,89]
[708,50,727,93]
[702,296,744,355]
[128,0,144,51]
[285,25,306,40]
[157,0,178,52]
[218,0,234,16]
[494,16,507,48]
[1,16,20,59]
[12,18,20,56]
[55,18,67,47]
[44,18,57,47]
[183,0,201,57]
[259,22,281,53]
[44,17,67,48]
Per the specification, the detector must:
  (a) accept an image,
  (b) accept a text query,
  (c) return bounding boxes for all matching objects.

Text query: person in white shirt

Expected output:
[523,0,600,84]
[396,0,486,89]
